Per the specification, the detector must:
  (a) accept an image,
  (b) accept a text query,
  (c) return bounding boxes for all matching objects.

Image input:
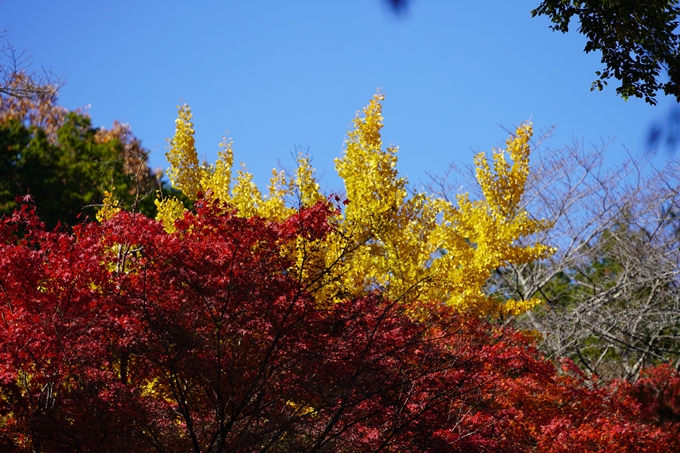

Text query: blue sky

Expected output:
[2,0,675,192]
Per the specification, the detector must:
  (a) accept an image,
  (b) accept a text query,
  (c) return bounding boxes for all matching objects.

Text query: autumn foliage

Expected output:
[0,94,679,452]
[154,94,553,318]
[0,198,677,452]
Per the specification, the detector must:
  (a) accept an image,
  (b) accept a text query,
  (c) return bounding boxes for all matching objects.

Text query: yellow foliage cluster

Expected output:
[153,93,553,317]
[96,190,122,223]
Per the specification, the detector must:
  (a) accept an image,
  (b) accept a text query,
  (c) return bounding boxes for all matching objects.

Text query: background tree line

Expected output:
[0,73,189,229]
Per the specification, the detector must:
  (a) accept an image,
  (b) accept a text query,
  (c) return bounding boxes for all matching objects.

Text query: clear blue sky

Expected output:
[2,0,675,192]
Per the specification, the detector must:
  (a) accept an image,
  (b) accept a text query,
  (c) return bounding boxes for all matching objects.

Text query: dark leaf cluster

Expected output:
[533,1,680,104]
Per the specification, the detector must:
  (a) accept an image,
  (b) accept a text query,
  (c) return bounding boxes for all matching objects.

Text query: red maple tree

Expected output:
[0,198,678,452]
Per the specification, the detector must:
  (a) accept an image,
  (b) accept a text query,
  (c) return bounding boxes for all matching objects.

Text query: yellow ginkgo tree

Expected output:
[153,93,553,317]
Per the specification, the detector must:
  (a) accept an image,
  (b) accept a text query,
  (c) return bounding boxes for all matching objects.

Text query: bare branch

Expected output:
[428,137,680,381]
[0,29,64,100]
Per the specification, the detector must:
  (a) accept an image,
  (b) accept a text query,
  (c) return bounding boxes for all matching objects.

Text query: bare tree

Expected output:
[0,29,63,100]
[428,133,680,381]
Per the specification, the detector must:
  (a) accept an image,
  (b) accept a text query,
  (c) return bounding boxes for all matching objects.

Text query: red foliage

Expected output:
[0,200,679,452]
[534,364,680,453]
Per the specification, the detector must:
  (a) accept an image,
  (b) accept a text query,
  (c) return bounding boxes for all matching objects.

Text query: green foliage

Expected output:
[0,107,185,229]
[2,114,124,228]
[532,0,680,104]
